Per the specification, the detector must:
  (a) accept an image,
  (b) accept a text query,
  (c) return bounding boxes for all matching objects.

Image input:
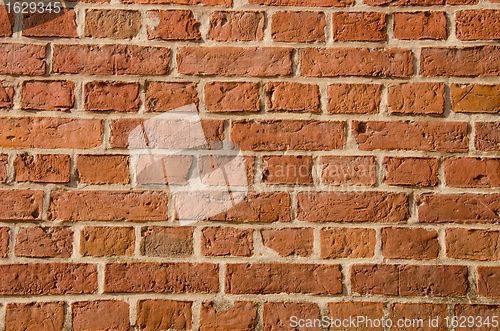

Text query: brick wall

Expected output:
[0,0,500,329]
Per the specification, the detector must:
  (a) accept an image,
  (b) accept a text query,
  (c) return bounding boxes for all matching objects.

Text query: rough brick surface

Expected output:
[205,82,259,112]
[147,10,201,40]
[6,302,65,331]
[446,228,500,261]
[23,10,78,37]
[146,81,198,112]
[476,122,500,151]
[0,43,46,75]
[202,227,253,256]
[15,227,73,258]
[394,11,447,40]
[261,155,313,184]
[85,9,140,39]
[328,84,381,114]
[0,154,7,183]
[321,156,377,186]
[451,84,500,113]
[77,154,129,184]
[141,226,193,257]
[321,228,376,258]
[383,157,439,186]
[21,80,75,111]
[382,227,439,259]
[390,303,448,331]
[0,82,14,108]
[267,82,320,112]
[0,190,43,221]
[444,158,500,187]
[14,154,71,183]
[0,227,8,258]
[261,228,313,257]
[81,226,135,257]
[387,82,445,114]
[137,300,192,330]
[478,267,500,298]
[331,12,387,41]
[272,11,326,42]
[200,301,257,331]
[0,7,13,37]
[456,10,500,40]
[84,81,140,112]
[209,11,264,41]
[72,301,129,331]
[329,302,384,330]
[265,302,320,331]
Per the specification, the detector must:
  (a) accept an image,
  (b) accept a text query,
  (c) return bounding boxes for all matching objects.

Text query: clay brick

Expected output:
[0,82,14,108]
[248,0,354,6]
[451,84,500,113]
[297,191,409,223]
[200,301,257,331]
[177,47,293,76]
[320,156,377,186]
[265,302,320,331]
[72,301,129,331]
[49,191,169,222]
[232,120,344,151]
[353,121,468,152]
[147,10,201,41]
[53,44,170,75]
[391,303,448,331]
[202,227,253,256]
[384,157,439,186]
[86,9,140,39]
[137,300,192,330]
[209,11,264,41]
[0,43,45,75]
[446,228,500,261]
[104,262,219,293]
[146,81,198,112]
[205,82,259,112]
[0,227,8,258]
[0,263,97,295]
[302,48,413,77]
[14,154,70,183]
[455,304,500,330]
[0,7,13,36]
[388,82,445,115]
[0,117,102,149]
[23,10,77,37]
[141,226,193,257]
[321,228,376,258]
[329,302,384,330]
[456,10,500,41]
[15,227,73,258]
[328,84,381,114]
[77,155,129,184]
[136,154,193,185]
[272,11,325,42]
[351,264,399,295]
[261,228,313,257]
[476,122,500,151]
[261,155,313,184]
[267,82,320,112]
[364,0,476,5]
[445,158,500,187]
[123,0,230,4]
[6,302,64,331]
[421,46,500,76]
[332,12,386,41]
[0,154,6,183]
[394,12,447,40]
[84,81,140,112]
[21,80,75,111]
[80,226,135,257]
[478,267,500,298]
[226,263,342,294]
[382,227,439,259]
[199,155,255,186]
[418,193,500,224]
[0,190,43,221]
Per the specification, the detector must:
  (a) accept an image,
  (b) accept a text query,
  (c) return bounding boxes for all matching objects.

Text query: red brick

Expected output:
[147,10,200,40]
[123,0,230,4]
[364,0,475,5]
[209,11,264,41]
[80,226,135,257]
[418,193,500,224]
[320,156,377,186]
[15,227,73,258]
[328,84,381,114]
[272,11,325,42]
[72,301,129,331]
[384,157,439,186]
[0,227,8,258]
[205,82,259,112]
[6,302,64,331]
[329,302,384,330]
[455,304,500,330]
[0,43,45,75]
[321,228,376,259]
[0,7,13,37]
[391,303,448,331]
[394,12,447,40]
[0,82,14,108]
[21,80,74,111]
[77,155,129,184]
[232,120,344,151]
[0,190,43,221]
[478,267,500,298]
[476,122,500,151]
[105,262,219,293]
[49,191,169,221]
[23,10,77,37]
[265,302,320,331]
[53,44,170,75]
[85,9,140,39]
[0,263,97,295]
[297,191,409,223]
[137,300,192,331]
[200,301,256,331]
[446,228,500,261]
[136,154,193,185]
[0,117,102,149]
[451,84,500,113]
[351,264,399,295]
[141,226,193,257]
[445,158,500,188]
[302,48,413,77]
[14,154,70,183]
[382,227,438,259]
[84,81,140,112]
[388,82,445,114]
[226,263,342,294]
[262,228,313,257]
[332,12,386,41]
[177,47,293,76]
[146,81,198,112]
[456,10,500,41]
[0,154,6,183]
[267,82,320,112]
[353,121,468,152]
[421,46,500,76]
[248,0,354,6]
[199,155,255,186]
[202,227,253,256]
[262,155,313,184]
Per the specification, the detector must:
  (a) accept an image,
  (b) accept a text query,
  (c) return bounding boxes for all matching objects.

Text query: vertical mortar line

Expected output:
[255,301,264,331]
[102,118,111,150]
[469,115,476,153]
[467,264,478,300]
[8,222,16,259]
[13,8,22,39]
[263,9,272,43]
[289,190,298,223]
[383,302,391,331]
[312,226,321,259]
[324,9,332,46]
[73,222,81,259]
[448,303,456,331]
[63,301,73,331]
[138,78,146,115]
[253,227,265,258]
[192,300,201,331]
[134,225,142,257]
[137,7,148,42]
[129,297,138,331]
[42,189,51,222]
[97,262,105,294]
[219,262,226,295]
[386,10,394,48]
[380,82,389,116]
[12,78,22,112]
[437,226,447,260]
[260,79,267,114]
[407,190,418,224]
[74,80,84,112]
[76,4,85,39]
[193,224,202,257]
[341,261,352,297]
[0,301,5,331]
[45,43,53,77]
[374,226,383,260]
[448,7,457,42]
[198,79,207,114]
[6,152,16,184]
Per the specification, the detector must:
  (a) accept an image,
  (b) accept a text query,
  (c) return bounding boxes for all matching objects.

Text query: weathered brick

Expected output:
[200,301,257,331]
[80,226,135,257]
[445,158,500,188]
[199,155,255,186]
[391,303,448,331]
[455,304,500,330]
[478,267,500,298]
[328,84,381,114]
[141,226,193,257]
[446,228,500,261]
[267,82,320,112]
[146,81,198,112]
[0,227,8,258]
[72,301,129,331]
[262,155,313,184]
[384,157,439,186]
[451,84,500,113]
[85,9,140,39]
[0,43,45,75]
[364,0,477,5]
[388,82,445,115]
[265,302,320,331]
[136,154,193,185]
[147,10,201,40]
[209,11,264,41]
[123,0,230,4]
[15,227,73,258]
[23,10,77,37]
[21,80,74,111]
[84,81,140,112]
[6,302,65,331]
[202,227,253,256]
[248,0,354,6]
[0,154,7,183]
[77,155,129,184]
[456,10,500,41]
[332,12,386,41]
[320,156,377,186]
[137,300,192,331]
[321,228,375,259]
[0,82,14,108]
[14,154,70,183]
[329,302,384,330]
[272,11,325,42]
[382,227,439,259]
[205,82,259,112]
[0,7,13,36]
[476,122,500,151]
[351,264,399,295]
[394,12,447,40]
[0,190,43,221]
[262,228,313,257]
